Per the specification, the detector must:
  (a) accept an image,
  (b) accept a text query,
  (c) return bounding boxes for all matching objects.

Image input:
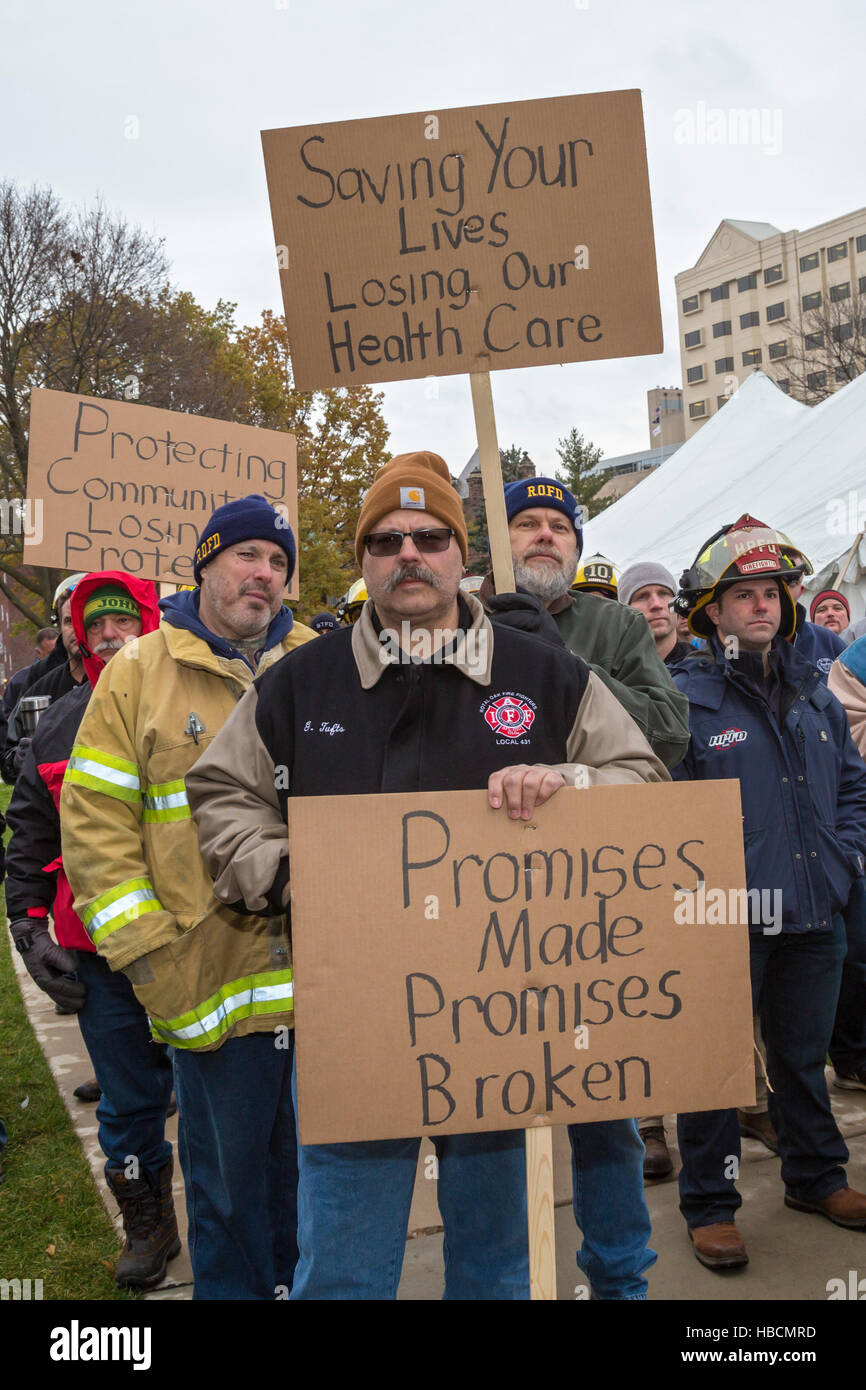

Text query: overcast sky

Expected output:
[3,0,865,475]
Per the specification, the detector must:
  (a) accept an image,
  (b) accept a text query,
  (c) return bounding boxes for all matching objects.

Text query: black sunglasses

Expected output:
[362,527,455,557]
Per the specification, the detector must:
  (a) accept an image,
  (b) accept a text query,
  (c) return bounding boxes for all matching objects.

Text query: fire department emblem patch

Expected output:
[707,726,748,750]
[481,692,537,739]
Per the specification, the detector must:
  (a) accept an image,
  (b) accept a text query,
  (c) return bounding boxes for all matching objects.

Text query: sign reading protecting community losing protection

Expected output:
[288,780,755,1145]
[261,89,662,389]
[24,389,298,595]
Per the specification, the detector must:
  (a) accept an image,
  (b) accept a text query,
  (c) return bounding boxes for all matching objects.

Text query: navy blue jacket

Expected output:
[792,603,846,679]
[670,636,866,933]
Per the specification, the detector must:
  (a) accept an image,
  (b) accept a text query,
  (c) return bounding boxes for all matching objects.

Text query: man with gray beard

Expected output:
[483,476,690,1300]
[500,478,689,768]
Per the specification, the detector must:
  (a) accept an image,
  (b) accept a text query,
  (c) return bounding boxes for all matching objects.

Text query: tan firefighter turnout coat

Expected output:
[60,615,315,1051]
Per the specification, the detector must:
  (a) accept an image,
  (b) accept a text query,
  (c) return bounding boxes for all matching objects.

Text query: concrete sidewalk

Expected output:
[14,947,866,1300]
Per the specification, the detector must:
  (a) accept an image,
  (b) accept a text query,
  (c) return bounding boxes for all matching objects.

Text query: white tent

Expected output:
[583,370,866,618]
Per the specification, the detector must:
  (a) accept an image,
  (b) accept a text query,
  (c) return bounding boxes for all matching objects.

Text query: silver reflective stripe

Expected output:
[68,756,140,791]
[144,790,188,812]
[88,887,158,935]
[168,982,295,1042]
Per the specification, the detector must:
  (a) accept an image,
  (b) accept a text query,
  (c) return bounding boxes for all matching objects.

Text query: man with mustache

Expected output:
[61,497,316,1299]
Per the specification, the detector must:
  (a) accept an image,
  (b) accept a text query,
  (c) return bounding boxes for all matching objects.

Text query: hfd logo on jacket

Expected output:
[708,726,748,750]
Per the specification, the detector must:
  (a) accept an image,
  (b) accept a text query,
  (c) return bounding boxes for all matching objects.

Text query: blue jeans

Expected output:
[678,919,849,1227]
[568,1119,656,1298]
[830,875,866,1072]
[74,950,173,1179]
[290,1057,528,1300]
[173,1031,298,1300]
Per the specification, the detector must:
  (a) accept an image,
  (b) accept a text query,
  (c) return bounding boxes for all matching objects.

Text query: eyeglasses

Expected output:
[362,527,455,557]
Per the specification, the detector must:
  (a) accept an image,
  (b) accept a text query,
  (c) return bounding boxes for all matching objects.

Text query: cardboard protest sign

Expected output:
[262,89,662,389]
[288,780,755,1144]
[24,389,298,594]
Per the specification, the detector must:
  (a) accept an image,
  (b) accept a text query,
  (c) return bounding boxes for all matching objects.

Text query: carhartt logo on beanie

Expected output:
[193,495,296,583]
[355,452,467,566]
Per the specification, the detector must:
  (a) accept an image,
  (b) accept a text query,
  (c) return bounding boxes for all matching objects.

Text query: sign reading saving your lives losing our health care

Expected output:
[24,388,299,596]
[261,90,662,389]
[288,781,756,1145]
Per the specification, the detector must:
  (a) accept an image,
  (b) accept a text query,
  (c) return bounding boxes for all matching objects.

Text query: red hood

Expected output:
[70,572,161,688]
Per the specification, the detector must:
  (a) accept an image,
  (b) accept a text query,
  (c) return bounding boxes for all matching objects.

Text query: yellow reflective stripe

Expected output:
[149,972,294,1049]
[81,877,163,945]
[67,746,141,804]
[142,779,190,823]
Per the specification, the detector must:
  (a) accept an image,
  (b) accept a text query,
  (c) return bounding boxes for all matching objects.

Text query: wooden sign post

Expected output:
[470,367,555,1298]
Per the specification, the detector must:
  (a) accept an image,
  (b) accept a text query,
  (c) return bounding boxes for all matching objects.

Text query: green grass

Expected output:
[0,785,136,1300]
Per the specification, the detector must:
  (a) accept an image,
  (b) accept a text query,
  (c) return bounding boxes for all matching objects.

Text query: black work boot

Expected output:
[106,1157,181,1290]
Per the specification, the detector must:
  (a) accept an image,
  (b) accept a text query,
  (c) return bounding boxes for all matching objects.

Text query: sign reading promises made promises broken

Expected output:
[262,89,662,389]
[25,389,298,593]
[288,780,755,1145]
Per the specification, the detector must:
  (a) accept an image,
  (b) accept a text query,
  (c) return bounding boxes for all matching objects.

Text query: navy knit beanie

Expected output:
[503,476,583,543]
[193,495,296,583]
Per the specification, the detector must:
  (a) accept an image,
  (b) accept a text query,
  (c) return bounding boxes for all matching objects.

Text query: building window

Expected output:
[831,322,854,342]
[684,329,702,348]
[777,379,790,393]
[860,276,866,294]
[742,348,762,366]
[835,367,852,383]
[766,302,786,322]
[686,364,706,384]
[802,291,822,311]
[689,401,707,419]
[827,242,848,263]
[717,395,731,410]
[737,272,758,292]
[715,357,734,374]
[763,264,783,284]
[805,331,824,350]
[857,235,866,253]
[768,340,788,360]
[712,320,732,338]
[829,282,850,302]
[740,311,759,329]
[807,371,828,390]
[799,251,819,272]
[710,283,730,302]
[682,294,700,313]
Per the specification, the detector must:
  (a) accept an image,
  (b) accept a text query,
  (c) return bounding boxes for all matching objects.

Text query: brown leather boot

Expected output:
[737,1108,779,1153]
[106,1157,181,1289]
[689,1222,749,1269]
[640,1125,674,1180]
[785,1186,866,1229]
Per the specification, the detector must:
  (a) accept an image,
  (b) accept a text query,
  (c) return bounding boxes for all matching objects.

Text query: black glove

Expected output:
[9,918,86,1011]
[486,589,567,648]
[12,737,32,774]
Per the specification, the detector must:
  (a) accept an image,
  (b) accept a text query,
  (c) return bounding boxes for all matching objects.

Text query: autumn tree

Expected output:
[234,311,390,616]
[555,427,614,520]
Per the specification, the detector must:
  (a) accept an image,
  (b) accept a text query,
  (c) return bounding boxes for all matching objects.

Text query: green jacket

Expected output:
[552,593,689,769]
